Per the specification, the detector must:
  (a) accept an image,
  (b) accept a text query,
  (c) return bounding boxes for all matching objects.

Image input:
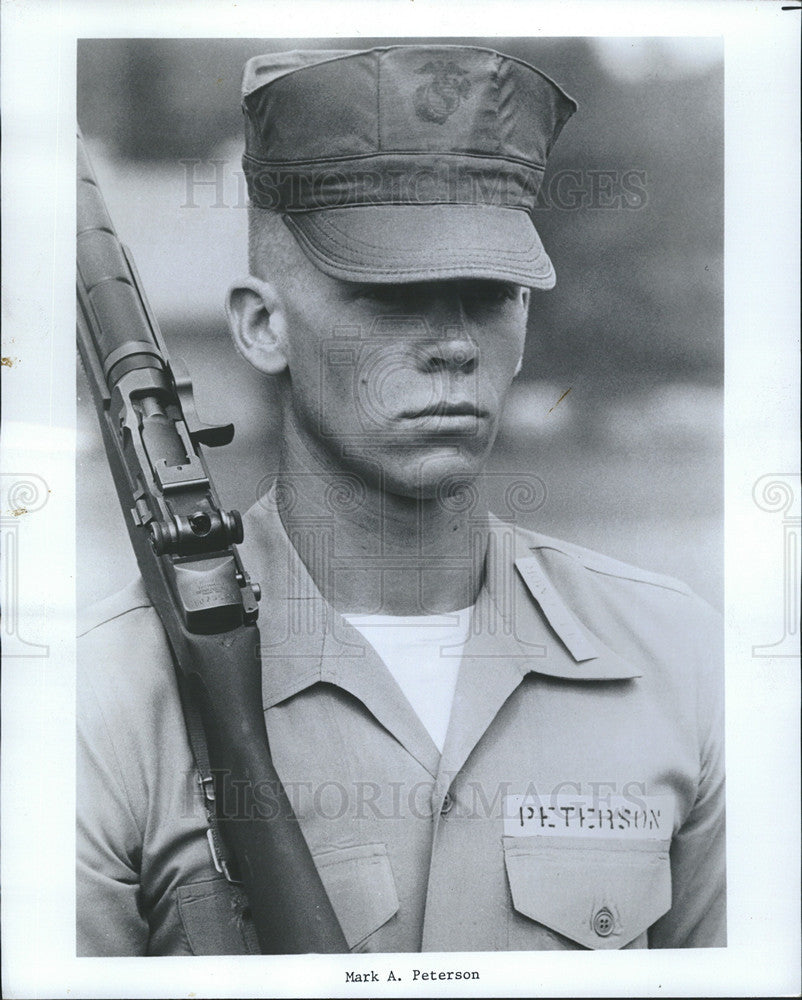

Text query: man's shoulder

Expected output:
[494,518,720,648]
[509,522,696,599]
[78,576,157,637]
[501,519,722,691]
[77,577,176,699]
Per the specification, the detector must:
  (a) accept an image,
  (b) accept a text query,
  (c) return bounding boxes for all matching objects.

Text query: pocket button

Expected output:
[592,907,614,938]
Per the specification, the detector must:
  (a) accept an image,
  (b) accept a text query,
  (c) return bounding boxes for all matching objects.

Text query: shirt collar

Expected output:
[475,513,642,681]
[238,489,640,715]
[239,488,443,775]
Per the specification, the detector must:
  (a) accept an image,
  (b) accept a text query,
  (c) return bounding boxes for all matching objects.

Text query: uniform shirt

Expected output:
[77,491,725,955]
[343,607,473,751]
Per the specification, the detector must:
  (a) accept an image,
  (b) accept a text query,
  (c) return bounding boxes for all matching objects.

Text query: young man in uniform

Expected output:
[78,45,725,955]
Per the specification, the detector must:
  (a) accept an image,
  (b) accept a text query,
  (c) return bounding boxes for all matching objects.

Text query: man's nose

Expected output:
[417,334,478,374]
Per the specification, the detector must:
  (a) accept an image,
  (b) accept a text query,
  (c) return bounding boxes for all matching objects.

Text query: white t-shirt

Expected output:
[343,606,474,752]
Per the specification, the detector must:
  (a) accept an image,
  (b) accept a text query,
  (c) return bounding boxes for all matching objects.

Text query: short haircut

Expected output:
[247,206,301,291]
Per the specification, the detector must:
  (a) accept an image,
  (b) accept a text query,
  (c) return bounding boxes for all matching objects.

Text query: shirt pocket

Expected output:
[503,835,671,950]
[175,878,260,955]
[314,842,400,951]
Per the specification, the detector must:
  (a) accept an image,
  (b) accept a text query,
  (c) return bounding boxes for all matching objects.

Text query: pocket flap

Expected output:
[504,836,671,950]
[314,842,399,950]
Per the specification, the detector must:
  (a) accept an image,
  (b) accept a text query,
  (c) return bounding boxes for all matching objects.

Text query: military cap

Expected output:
[241,45,576,288]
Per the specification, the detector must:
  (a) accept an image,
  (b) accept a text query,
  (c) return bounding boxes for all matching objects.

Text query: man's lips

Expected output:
[400,402,488,419]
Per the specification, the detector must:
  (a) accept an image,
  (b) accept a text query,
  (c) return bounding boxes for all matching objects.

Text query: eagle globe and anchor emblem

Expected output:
[413,60,472,124]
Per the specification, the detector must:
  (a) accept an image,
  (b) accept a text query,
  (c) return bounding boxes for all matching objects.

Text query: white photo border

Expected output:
[1,1,799,997]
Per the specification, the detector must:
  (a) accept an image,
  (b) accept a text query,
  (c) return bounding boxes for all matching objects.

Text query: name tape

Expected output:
[503,794,674,839]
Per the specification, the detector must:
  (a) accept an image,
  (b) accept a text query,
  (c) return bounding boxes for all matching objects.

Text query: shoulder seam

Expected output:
[78,601,154,639]
[528,541,693,598]
[582,562,692,597]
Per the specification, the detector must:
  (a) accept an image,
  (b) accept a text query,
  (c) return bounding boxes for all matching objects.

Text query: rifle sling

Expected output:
[174,669,262,955]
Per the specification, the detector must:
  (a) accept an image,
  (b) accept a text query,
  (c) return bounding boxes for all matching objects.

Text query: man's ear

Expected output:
[513,287,530,377]
[226,276,288,375]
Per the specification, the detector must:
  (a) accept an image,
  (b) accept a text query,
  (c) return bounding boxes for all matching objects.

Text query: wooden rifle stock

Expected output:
[76,128,347,953]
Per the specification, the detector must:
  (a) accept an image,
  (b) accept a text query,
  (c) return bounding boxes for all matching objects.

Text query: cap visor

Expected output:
[284,205,555,288]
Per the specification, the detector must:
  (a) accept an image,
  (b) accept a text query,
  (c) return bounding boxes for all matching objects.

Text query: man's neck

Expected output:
[275,420,489,616]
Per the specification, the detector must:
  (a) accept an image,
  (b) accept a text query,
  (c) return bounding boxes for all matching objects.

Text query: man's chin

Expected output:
[376,450,490,505]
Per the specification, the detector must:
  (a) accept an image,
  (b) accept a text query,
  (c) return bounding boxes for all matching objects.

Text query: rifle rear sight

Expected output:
[148,507,244,558]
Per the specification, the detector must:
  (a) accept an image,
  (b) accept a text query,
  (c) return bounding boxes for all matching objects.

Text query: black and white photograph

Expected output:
[76,35,727,957]
[1,2,799,998]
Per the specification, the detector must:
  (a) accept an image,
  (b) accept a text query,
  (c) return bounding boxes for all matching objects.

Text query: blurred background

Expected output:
[77,37,723,609]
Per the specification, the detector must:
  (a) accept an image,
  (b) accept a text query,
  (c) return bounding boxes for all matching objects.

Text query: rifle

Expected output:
[76,129,347,954]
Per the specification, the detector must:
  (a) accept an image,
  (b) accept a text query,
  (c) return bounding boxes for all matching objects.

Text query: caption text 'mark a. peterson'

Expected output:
[345,968,480,983]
